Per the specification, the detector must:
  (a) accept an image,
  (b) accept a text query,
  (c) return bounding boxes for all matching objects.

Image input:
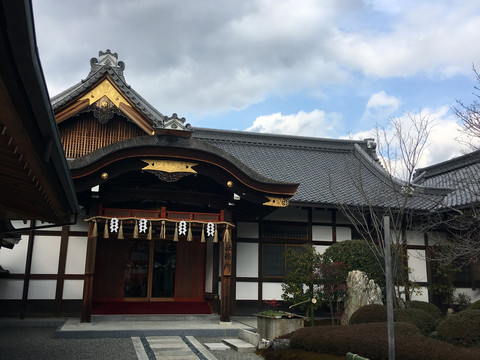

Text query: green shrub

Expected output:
[322,240,385,290]
[405,300,442,320]
[437,309,480,347]
[288,323,480,360]
[467,299,480,311]
[393,308,438,335]
[349,304,387,324]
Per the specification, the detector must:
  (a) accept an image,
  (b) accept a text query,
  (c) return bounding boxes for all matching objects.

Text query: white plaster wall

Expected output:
[336,227,352,241]
[65,236,87,274]
[314,245,330,255]
[264,207,308,222]
[236,282,258,300]
[28,279,56,299]
[312,209,331,223]
[410,287,429,302]
[312,226,332,241]
[69,217,89,232]
[0,279,24,299]
[262,282,283,300]
[31,236,60,274]
[406,231,424,246]
[0,234,28,273]
[237,222,259,239]
[236,242,258,277]
[63,280,84,299]
[407,249,428,283]
[455,288,480,302]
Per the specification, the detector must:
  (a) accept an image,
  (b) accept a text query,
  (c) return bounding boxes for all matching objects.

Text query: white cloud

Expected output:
[362,91,402,122]
[347,105,471,178]
[32,0,480,118]
[366,91,401,110]
[246,109,343,137]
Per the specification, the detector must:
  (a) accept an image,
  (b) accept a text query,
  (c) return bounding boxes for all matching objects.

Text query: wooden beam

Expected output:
[81,222,97,323]
[55,99,90,123]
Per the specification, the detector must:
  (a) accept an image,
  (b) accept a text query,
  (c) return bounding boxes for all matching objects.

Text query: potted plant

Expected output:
[256,299,305,340]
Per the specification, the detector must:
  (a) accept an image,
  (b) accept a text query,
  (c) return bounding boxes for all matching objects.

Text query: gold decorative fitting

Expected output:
[101,172,108,180]
[263,196,289,207]
[141,159,198,173]
[79,79,130,109]
[227,181,234,188]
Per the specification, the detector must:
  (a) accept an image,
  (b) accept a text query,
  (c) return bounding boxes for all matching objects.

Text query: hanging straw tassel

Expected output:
[223,226,230,242]
[103,220,109,239]
[187,222,193,241]
[118,220,124,239]
[160,220,166,239]
[147,221,152,240]
[173,223,179,242]
[92,220,98,238]
[133,220,139,238]
[213,224,218,243]
[201,223,206,243]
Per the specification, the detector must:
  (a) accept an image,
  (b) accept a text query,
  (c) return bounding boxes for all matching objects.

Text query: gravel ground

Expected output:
[197,337,264,360]
[0,327,138,360]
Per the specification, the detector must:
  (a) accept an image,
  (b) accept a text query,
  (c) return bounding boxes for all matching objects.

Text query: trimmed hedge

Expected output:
[405,300,442,320]
[287,323,480,360]
[467,300,480,311]
[437,309,480,347]
[393,308,438,335]
[349,304,438,335]
[349,304,387,324]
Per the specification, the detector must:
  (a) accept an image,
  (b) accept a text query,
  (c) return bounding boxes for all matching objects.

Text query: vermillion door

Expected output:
[175,241,205,301]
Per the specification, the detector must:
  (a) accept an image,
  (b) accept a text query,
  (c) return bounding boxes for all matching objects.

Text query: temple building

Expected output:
[1,46,479,321]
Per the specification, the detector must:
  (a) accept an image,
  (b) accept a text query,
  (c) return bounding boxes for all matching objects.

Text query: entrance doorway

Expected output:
[92,236,209,314]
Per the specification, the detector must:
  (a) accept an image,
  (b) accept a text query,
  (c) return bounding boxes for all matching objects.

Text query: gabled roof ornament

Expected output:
[153,113,192,137]
[88,49,126,81]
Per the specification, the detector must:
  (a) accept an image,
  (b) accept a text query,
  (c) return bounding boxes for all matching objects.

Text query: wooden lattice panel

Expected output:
[59,114,146,158]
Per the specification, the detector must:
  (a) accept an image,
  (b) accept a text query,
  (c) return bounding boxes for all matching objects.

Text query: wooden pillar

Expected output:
[81,222,97,323]
[54,226,69,316]
[220,227,232,322]
[20,220,35,319]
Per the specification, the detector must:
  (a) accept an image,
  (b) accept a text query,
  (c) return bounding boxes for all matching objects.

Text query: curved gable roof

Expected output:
[52,50,163,127]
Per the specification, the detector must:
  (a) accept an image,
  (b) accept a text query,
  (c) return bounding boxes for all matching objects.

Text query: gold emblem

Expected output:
[263,196,289,207]
[79,78,130,109]
[141,160,198,173]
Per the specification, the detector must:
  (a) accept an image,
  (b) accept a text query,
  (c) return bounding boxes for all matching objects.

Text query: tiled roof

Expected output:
[53,51,459,211]
[414,150,480,208]
[191,128,444,209]
[51,50,164,124]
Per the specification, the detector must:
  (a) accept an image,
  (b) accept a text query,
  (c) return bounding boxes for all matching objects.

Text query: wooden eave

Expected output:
[54,74,154,135]
[70,144,298,206]
[0,0,78,223]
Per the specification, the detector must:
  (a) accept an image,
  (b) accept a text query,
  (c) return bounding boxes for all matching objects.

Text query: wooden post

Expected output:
[220,228,232,322]
[384,216,395,360]
[81,222,97,323]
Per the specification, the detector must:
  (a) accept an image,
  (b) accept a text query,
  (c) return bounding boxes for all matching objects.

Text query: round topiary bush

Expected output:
[467,299,480,311]
[437,309,480,347]
[349,304,387,324]
[322,239,385,290]
[405,300,443,320]
[394,308,438,335]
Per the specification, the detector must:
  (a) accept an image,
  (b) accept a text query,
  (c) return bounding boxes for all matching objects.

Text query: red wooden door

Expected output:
[174,241,205,301]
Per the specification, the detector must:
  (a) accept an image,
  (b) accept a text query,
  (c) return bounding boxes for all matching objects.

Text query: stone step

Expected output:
[222,338,256,352]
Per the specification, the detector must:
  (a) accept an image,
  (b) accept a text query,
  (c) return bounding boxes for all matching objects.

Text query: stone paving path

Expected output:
[135,335,215,360]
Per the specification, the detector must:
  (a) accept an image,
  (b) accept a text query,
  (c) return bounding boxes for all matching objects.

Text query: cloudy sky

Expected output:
[32,0,480,167]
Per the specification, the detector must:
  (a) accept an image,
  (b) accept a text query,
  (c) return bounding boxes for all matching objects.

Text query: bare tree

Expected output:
[333,111,436,302]
[453,65,480,150]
